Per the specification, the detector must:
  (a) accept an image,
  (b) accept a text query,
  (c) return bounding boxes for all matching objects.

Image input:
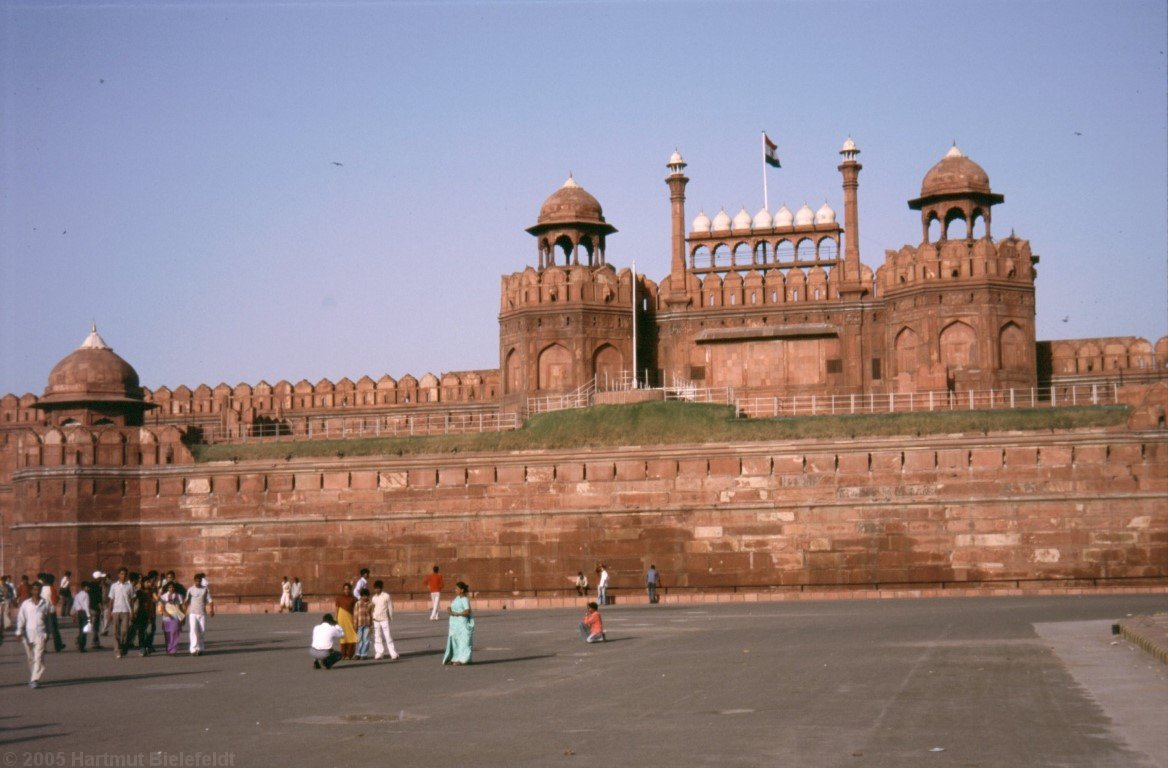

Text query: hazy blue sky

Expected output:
[2,0,1165,396]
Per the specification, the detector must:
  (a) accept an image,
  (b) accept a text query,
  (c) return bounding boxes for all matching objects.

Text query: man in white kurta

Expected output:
[16,582,52,688]
[370,580,399,660]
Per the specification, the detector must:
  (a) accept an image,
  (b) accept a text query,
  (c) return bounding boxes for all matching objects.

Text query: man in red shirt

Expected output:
[423,566,444,621]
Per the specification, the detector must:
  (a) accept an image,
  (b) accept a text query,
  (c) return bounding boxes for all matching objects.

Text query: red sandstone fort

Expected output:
[2,141,1165,603]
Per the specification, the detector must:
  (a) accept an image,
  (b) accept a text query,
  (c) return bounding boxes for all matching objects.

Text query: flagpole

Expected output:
[631,260,638,389]
[761,132,769,211]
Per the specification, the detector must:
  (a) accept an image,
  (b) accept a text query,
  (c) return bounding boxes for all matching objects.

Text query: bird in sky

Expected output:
[331,161,344,167]
[1062,316,1070,323]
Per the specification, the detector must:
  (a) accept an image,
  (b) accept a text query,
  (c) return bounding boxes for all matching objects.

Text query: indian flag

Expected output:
[763,133,781,168]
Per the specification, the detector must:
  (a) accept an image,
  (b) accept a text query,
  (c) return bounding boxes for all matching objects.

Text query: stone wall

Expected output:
[9,428,1166,601]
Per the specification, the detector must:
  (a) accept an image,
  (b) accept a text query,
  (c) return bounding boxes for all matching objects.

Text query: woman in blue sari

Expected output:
[442,581,474,665]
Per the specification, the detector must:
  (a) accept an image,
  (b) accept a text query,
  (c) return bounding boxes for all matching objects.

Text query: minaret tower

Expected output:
[664,150,691,307]
[837,137,865,297]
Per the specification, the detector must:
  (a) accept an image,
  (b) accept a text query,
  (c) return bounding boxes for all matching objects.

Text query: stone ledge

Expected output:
[1118,613,1168,665]
[212,585,1168,614]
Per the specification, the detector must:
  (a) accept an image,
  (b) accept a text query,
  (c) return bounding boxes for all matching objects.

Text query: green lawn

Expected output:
[190,401,1130,462]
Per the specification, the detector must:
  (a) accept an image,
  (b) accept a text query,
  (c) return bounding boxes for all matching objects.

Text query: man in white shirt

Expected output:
[290,577,304,613]
[310,614,344,670]
[370,580,400,661]
[352,568,369,599]
[184,572,213,656]
[108,568,136,659]
[16,582,52,688]
[597,565,610,606]
[71,583,92,652]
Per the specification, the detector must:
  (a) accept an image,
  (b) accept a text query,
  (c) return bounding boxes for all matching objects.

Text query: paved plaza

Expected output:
[2,594,1166,767]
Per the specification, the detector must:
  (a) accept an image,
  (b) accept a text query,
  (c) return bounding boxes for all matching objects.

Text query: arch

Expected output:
[593,344,623,390]
[731,242,751,266]
[753,241,769,264]
[895,327,920,375]
[940,321,977,369]
[537,344,573,392]
[775,239,795,262]
[999,322,1028,370]
[690,245,709,269]
[816,237,838,260]
[795,237,815,261]
[944,208,968,240]
[970,210,987,239]
[712,244,731,268]
[926,214,942,243]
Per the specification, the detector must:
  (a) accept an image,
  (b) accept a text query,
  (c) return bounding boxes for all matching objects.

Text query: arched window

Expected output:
[895,327,920,375]
[775,240,795,262]
[999,323,1028,370]
[940,322,977,369]
[817,238,838,260]
[795,238,815,261]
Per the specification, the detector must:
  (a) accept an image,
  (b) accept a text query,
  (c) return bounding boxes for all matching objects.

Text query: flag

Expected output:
[763,133,781,168]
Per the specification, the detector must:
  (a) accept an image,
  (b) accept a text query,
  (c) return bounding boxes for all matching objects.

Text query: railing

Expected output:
[736,383,1121,419]
[196,410,521,444]
[526,378,597,415]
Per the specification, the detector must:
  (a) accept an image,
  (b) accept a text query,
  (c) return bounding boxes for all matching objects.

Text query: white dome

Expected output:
[711,209,732,231]
[732,207,753,230]
[774,204,793,227]
[946,144,964,159]
[794,203,815,226]
[692,210,711,233]
[840,136,857,153]
[752,207,773,229]
[814,202,836,224]
[669,150,685,166]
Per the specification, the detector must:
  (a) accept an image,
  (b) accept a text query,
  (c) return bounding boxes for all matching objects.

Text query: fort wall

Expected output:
[10,427,1165,601]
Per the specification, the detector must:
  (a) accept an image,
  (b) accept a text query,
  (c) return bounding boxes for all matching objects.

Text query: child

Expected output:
[579,601,605,643]
[354,588,373,659]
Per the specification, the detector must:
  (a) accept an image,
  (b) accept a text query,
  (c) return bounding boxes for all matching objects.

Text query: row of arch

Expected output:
[502,264,635,309]
[690,235,841,270]
[878,238,1034,287]
[675,265,875,308]
[922,206,991,243]
[17,425,187,469]
[1050,338,1167,375]
[893,321,1030,376]
[503,342,625,394]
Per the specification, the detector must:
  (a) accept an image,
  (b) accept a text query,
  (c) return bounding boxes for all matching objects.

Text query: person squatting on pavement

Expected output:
[310,613,344,670]
[579,601,606,643]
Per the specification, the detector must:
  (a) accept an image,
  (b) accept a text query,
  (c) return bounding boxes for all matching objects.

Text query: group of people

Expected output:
[307,566,475,669]
[2,568,213,689]
[573,563,662,605]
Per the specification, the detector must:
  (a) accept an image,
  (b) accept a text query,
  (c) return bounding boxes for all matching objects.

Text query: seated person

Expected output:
[579,601,606,643]
[310,613,344,669]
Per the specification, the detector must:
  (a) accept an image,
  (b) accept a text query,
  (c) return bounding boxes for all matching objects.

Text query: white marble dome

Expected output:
[692,210,711,233]
[752,207,773,229]
[774,204,793,227]
[815,202,836,224]
[711,209,732,231]
[794,203,815,227]
[732,207,753,230]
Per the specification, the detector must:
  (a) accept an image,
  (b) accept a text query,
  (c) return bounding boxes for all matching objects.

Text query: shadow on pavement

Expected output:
[1,669,213,689]
[0,730,72,748]
[459,653,557,666]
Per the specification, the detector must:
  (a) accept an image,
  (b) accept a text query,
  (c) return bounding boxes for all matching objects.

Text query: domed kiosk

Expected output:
[38,325,154,427]
[908,145,1004,242]
[527,176,617,269]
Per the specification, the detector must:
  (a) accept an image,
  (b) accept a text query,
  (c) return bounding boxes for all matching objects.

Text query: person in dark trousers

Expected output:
[310,614,344,670]
[647,564,660,604]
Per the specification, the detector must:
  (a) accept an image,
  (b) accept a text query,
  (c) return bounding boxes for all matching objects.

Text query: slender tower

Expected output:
[837,137,865,297]
[665,150,691,307]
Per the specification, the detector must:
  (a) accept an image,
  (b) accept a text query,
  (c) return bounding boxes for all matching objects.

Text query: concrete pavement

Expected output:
[2,593,1166,767]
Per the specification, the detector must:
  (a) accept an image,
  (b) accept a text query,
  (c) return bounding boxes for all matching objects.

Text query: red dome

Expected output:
[537,177,606,225]
[920,146,992,198]
[40,328,144,406]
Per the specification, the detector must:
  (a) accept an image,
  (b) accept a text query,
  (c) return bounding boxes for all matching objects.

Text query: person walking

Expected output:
[58,571,72,618]
[370,580,399,661]
[16,582,52,688]
[183,572,213,655]
[278,576,293,613]
[0,575,13,644]
[159,582,185,655]
[424,565,444,621]
[646,564,660,604]
[108,568,135,658]
[132,573,157,655]
[309,614,344,670]
[442,581,474,666]
[70,581,92,652]
[86,575,105,649]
